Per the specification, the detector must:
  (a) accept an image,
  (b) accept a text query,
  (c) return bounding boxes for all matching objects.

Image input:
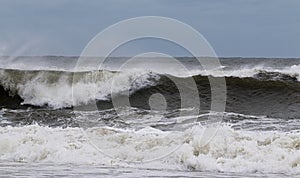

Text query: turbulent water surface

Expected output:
[0,56,299,177]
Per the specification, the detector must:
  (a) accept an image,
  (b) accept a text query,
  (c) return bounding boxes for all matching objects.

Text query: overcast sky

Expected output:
[0,0,299,57]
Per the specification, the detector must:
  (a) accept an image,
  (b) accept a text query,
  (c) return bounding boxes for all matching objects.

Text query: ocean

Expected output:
[0,56,299,177]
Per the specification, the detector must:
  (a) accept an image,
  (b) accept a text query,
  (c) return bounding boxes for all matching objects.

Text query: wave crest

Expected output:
[0,69,159,108]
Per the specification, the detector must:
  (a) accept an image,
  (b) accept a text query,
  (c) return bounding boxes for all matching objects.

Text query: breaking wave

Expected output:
[0,67,299,113]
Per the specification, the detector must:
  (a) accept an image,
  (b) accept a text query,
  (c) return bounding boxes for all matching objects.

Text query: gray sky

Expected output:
[0,0,299,57]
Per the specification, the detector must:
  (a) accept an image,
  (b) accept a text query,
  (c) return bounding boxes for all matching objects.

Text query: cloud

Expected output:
[0,0,299,57]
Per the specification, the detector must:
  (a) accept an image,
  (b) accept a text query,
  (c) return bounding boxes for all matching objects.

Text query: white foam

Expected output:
[0,124,300,173]
[202,64,300,81]
[0,69,159,108]
[282,64,300,81]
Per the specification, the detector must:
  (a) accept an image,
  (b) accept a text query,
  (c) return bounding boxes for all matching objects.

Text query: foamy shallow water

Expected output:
[0,163,292,177]
[1,124,300,176]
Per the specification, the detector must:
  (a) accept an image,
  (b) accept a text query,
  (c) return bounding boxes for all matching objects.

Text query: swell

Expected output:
[0,68,299,119]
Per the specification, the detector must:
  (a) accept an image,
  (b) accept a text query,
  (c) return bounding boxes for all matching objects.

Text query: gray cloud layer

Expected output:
[0,0,299,57]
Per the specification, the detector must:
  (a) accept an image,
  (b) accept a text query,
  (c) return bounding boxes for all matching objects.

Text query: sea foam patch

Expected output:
[0,124,300,173]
